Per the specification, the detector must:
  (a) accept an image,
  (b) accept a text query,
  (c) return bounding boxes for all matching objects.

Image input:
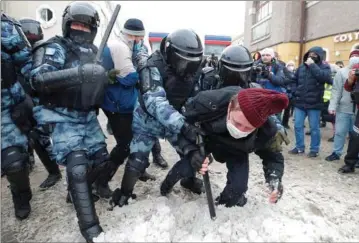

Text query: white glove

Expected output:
[305,57,315,65]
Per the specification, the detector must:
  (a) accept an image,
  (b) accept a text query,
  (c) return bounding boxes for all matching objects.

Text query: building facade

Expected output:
[243,1,359,66]
[232,34,244,46]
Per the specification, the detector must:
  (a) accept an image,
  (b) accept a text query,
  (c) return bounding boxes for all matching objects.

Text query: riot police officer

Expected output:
[30,2,116,241]
[1,13,33,220]
[111,29,207,207]
[20,18,62,189]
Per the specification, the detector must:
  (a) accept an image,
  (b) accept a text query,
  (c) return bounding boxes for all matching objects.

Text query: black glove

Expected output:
[181,122,204,143]
[109,188,137,209]
[1,61,17,89]
[188,150,206,172]
[10,94,36,135]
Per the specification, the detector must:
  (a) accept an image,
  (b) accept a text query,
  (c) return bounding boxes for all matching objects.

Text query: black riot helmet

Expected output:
[62,2,100,44]
[19,18,43,47]
[160,29,203,77]
[218,45,253,88]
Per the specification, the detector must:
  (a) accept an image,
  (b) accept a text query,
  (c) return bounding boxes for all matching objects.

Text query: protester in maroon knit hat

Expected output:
[159,87,289,209]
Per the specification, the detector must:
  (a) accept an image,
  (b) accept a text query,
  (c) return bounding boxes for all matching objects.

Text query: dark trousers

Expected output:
[103,110,160,157]
[321,101,330,124]
[103,111,133,150]
[165,153,249,196]
[282,99,294,127]
[344,112,359,167]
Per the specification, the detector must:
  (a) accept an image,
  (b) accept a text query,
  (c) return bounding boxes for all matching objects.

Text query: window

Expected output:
[204,45,227,57]
[40,8,53,22]
[36,5,56,29]
[254,1,272,24]
[251,20,271,42]
[251,1,272,42]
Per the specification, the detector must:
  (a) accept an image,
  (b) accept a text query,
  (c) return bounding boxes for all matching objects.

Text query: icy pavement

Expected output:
[2,111,359,242]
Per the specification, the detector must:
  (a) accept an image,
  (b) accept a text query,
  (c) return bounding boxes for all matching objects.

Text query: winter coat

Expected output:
[101,34,139,113]
[328,67,356,114]
[252,59,286,93]
[292,46,332,110]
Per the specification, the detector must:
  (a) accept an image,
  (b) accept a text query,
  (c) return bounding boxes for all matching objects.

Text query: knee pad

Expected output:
[126,152,150,174]
[1,147,29,175]
[89,147,110,167]
[66,151,90,183]
[66,151,89,170]
[110,144,129,165]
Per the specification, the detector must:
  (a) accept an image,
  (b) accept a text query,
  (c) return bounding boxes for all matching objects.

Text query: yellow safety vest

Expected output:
[323,83,332,102]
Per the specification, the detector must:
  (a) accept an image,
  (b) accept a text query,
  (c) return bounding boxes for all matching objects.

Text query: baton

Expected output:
[197,134,216,220]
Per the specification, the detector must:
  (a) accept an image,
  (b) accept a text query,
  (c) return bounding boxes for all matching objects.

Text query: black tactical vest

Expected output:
[36,36,102,111]
[147,51,196,111]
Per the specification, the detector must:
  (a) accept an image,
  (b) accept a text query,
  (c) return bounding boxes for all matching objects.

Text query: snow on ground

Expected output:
[2,111,359,242]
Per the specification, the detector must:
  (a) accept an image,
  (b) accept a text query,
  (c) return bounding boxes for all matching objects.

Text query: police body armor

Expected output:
[146,51,196,111]
[1,14,31,90]
[34,36,106,111]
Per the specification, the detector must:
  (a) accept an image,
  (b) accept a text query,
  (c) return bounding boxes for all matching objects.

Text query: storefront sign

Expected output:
[333,32,359,43]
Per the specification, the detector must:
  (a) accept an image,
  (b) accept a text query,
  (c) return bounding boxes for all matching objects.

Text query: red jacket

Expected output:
[344,79,359,109]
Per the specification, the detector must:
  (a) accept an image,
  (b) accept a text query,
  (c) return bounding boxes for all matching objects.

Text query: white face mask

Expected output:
[226,121,254,139]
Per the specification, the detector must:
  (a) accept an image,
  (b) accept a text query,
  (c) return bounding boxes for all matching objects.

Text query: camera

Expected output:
[355,69,359,77]
[252,63,266,74]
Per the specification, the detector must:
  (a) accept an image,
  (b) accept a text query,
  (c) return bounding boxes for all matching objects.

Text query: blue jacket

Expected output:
[101,44,139,113]
[292,46,332,110]
[252,59,286,93]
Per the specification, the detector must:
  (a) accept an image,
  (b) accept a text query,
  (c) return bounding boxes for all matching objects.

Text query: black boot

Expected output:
[153,154,168,169]
[66,152,103,242]
[28,130,62,189]
[180,177,204,195]
[39,159,62,189]
[338,165,355,174]
[7,165,32,220]
[92,146,128,199]
[92,161,118,199]
[10,188,32,220]
[215,192,247,207]
[139,170,156,182]
[152,140,168,169]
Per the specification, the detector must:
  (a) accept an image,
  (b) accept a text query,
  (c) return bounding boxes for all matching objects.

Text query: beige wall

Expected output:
[2,1,71,41]
[1,1,118,46]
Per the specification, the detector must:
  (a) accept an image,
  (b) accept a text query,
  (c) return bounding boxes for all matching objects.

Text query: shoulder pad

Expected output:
[1,14,22,28]
[202,66,215,74]
[35,36,68,51]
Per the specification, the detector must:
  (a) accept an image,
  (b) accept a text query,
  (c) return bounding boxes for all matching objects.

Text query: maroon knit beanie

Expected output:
[237,88,289,128]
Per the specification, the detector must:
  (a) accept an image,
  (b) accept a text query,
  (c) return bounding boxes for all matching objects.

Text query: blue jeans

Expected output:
[294,107,321,153]
[333,112,354,156]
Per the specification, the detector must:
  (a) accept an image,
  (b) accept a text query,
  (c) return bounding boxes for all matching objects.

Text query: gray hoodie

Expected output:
[328,60,358,114]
